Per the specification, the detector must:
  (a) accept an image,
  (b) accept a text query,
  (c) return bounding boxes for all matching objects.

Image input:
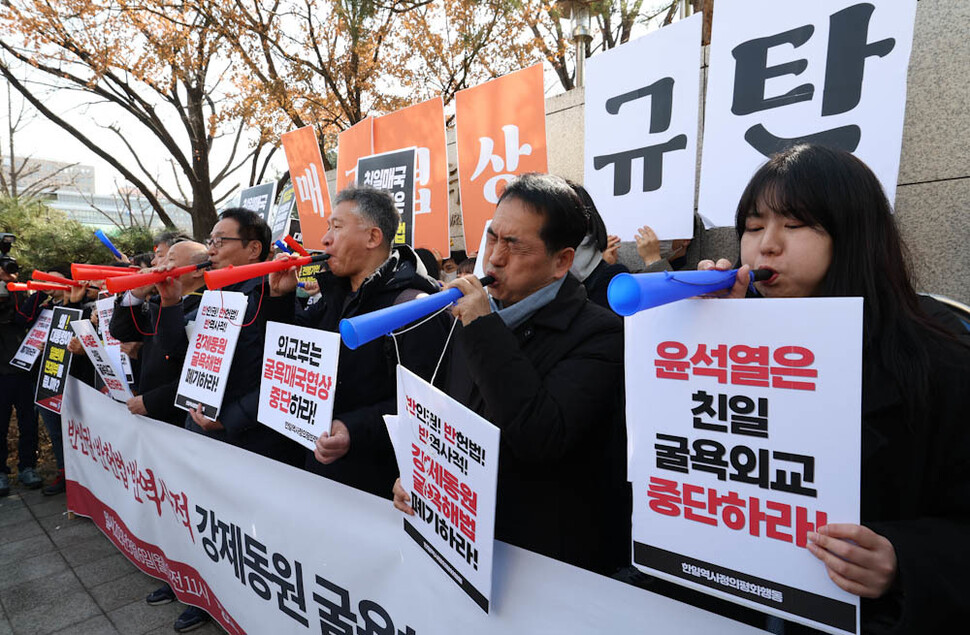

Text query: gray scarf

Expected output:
[569,234,602,282]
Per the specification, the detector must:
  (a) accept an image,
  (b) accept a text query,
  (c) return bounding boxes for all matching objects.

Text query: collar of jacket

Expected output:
[319,244,440,300]
[521,273,588,333]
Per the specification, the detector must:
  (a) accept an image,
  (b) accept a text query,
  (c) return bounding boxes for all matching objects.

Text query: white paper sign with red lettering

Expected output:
[70,319,133,402]
[395,366,500,613]
[10,308,53,370]
[95,296,134,383]
[625,297,863,634]
[174,290,247,419]
[257,321,339,450]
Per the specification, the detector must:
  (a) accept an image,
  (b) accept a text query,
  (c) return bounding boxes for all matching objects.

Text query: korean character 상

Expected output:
[655,341,689,380]
[771,346,818,390]
[690,344,728,383]
[729,345,770,387]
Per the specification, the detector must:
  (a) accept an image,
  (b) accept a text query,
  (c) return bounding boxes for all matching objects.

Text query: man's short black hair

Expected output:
[218,208,271,261]
[153,230,192,248]
[334,186,400,250]
[497,173,588,254]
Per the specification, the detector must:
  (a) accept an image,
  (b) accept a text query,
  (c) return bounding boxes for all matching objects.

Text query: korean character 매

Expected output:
[682,483,718,526]
[770,451,818,497]
[655,434,689,473]
[748,498,795,543]
[691,391,728,433]
[312,575,357,635]
[691,440,729,480]
[443,422,457,445]
[771,346,818,391]
[646,477,682,516]
[655,341,690,380]
[794,506,828,547]
[728,395,769,438]
[729,445,771,488]
[357,599,416,635]
[707,488,747,530]
[729,345,771,387]
[690,344,729,383]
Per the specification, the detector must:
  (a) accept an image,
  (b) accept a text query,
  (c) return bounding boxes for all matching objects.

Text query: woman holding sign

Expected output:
[704,144,970,632]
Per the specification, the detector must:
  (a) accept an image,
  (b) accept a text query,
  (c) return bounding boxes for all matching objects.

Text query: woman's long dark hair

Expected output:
[734,144,956,420]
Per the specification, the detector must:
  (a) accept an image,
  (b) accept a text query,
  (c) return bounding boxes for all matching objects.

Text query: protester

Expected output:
[566,180,630,311]
[702,144,970,632]
[414,247,441,281]
[152,230,191,267]
[109,240,208,425]
[392,173,630,576]
[439,249,466,283]
[266,186,449,500]
[0,253,46,496]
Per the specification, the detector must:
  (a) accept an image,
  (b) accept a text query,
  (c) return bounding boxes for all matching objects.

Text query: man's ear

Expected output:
[246,239,262,263]
[553,247,575,277]
[366,225,385,250]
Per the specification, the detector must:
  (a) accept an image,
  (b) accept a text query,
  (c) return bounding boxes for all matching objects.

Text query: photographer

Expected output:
[0,233,45,496]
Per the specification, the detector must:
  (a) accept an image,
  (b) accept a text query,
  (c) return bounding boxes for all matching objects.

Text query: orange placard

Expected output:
[455,64,548,253]
[374,98,449,257]
[336,117,374,192]
[281,126,332,250]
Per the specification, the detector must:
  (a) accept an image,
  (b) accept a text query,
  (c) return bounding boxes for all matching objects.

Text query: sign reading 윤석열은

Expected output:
[10,308,53,371]
[35,306,83,413]
[697,0,917,228]
[174,290,247,419]
[70,319,133,402]
[258,321,339,450]
[625,297,863,634]
[393,367,500,613]
[584,13,701,241]
[356,148,416,247]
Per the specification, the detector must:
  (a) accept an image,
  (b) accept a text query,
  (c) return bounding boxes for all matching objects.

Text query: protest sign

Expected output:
[240,181,278,223]
[626,297,863,634]
[258,322,339,450]
[455,64,547,251]
[95,296,134,384]
[282,126,332,249]
[174,291,247,419]
[697,0,918,227]
[35,306,82,413]
[337,117,374,191]
[585,14,701,241]
[62,378,760,635]
[374,97,450,256]
[71,319,133,402]
[357,148,417,247]
[395,367,500,612]
[9,308,53,371]
[270,181,296,245]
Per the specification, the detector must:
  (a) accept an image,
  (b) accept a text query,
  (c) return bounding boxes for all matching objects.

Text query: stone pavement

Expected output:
[0,484,224,635]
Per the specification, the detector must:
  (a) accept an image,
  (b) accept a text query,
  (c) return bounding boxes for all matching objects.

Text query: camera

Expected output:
[0,233,18,275]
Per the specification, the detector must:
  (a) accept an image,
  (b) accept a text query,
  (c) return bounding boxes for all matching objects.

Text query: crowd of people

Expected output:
[1,144,968,634]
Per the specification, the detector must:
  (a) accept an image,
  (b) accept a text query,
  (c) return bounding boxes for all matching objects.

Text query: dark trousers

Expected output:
[0,373,39,473]
[38,406,64,470]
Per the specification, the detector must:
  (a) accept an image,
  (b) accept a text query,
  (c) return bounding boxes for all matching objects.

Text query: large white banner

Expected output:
[394,367,500,613]
[585,14,702,240]
[9,308,53,371]
[258,321,339,450]
[62,378,761,635]
[174,290,247,418]
[626,298,863,634]
[697,0,918,228]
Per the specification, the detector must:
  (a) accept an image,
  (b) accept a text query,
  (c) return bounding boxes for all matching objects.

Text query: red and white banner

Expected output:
[71,319,133,402]
[62,378,760,635]
[626,298,863,634]
[10,308,53,371]
[95,297,134,384]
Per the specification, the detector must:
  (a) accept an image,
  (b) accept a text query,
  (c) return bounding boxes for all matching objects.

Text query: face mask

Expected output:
[296,287,309,298]
[442,271,458,284]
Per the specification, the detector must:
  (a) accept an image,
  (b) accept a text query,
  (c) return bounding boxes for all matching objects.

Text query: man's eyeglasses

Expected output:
[205,236,246,248]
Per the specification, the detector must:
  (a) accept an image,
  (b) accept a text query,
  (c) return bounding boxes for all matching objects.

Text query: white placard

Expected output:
[70,319,133,402]
[626,297,862,634]
[9,308,53,370]
[395,366,500,612]
[585,14,702,240]
[174,290,247,419]
[95,296,134,384]
[257,321,339,450]
[62,378,762,635]
[697,0,918,228]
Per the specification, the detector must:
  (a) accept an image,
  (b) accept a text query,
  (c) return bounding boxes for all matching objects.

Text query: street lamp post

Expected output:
[556,0,593,89]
